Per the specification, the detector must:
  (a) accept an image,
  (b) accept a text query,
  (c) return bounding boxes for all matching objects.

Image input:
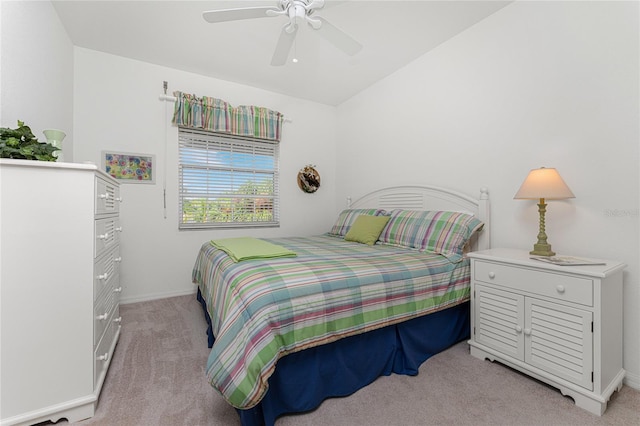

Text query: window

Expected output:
[178,128,279,229]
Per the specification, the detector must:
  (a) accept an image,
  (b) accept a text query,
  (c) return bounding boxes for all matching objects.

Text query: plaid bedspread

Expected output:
[192,235,471,409]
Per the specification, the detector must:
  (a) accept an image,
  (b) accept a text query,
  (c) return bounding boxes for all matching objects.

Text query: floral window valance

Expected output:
[172,91,284,142]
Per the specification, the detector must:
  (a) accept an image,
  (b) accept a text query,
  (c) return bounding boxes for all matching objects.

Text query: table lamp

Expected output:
[514,167,575,256]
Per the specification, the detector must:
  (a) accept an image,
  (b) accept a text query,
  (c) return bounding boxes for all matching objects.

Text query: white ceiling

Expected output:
[52,0,511,106]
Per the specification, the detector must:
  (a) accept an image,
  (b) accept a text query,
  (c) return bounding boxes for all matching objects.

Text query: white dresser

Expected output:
[467,248,626,416]
[0,159,122,425]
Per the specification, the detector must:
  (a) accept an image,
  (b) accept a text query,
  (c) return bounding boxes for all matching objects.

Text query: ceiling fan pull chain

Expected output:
[293,37,299,64]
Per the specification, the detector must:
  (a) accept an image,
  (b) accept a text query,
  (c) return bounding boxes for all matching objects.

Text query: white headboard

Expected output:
[348,185,490,252]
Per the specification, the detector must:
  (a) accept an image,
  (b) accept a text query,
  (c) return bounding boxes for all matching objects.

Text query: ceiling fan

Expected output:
[203,0,362,66]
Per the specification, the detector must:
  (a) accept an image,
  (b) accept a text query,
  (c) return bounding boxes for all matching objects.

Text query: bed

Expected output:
[192,185,490,426]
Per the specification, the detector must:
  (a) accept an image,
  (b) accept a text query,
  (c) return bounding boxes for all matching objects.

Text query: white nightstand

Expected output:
[467,248,626,416]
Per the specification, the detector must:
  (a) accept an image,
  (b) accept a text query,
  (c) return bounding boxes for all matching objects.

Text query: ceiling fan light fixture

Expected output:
[306,16,322,29]
[292,4,307,19]
[266,9,285,17]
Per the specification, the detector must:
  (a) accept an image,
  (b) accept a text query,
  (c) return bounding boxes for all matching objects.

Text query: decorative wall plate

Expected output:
[297,165,320,194]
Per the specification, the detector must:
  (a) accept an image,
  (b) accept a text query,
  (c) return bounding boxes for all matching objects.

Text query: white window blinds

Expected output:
[178,128,279,229]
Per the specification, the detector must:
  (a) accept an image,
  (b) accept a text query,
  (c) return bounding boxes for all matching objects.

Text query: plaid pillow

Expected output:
[379,210,484,261]
[327,208,387,237]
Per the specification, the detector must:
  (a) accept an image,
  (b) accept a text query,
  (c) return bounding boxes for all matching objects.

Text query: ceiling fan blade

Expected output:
[271,25,298,66]
[315,17,362,56]
[203,7,277,23]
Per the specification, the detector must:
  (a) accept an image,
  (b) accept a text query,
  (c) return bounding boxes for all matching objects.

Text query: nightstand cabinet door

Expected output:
[475,284,524,361]
[525,298,593,389]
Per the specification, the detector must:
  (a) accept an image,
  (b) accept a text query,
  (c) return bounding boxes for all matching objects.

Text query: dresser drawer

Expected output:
[474,260,593,306]
[94,291,115,346]
[94,246,119,301]
[95,176,120,215]
[95,217,121,258]
[94,306,119,388]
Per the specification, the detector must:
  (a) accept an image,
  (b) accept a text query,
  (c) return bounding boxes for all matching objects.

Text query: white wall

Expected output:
[335,1,639,388]
[72,48,338,304]
[0,0,74,159]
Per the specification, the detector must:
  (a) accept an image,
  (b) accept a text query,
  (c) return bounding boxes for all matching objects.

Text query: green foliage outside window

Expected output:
[182,180,275,224]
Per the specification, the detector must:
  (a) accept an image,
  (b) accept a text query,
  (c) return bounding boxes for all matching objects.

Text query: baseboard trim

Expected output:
[120,288,197,305]
[624,370,640,390]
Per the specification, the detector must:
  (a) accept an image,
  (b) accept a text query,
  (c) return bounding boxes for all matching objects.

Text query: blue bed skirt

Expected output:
[197,289,469,426]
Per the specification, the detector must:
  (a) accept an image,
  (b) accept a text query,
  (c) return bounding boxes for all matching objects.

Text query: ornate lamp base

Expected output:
[530,198,555,257]
[530,243,555,257]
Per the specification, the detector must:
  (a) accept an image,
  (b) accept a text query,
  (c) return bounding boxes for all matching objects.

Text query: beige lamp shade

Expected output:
[514,167,575,200]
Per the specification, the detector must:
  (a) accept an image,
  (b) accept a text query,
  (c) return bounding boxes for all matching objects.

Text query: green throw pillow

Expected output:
[344,215,391,246]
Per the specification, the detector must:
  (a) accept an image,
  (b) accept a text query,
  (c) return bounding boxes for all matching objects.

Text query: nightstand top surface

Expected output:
[468,248,626,278]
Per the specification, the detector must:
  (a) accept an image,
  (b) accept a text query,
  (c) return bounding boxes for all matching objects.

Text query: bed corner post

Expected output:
[478,187,491,250]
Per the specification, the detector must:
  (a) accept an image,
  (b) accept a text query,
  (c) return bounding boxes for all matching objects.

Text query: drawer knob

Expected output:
[96,313,108,321]
[556,285,565,294]
[515,325,522,333]
[114,257,122,263]
[113,287,123,293]
[113,316,122,324]
[97,352,109,362]
[99,193,110,200]
[116,197,123,203]
[98,232,110,240]
[524,328,532,336]
[115,226,123,232]
[488,272,496,279]
[98,272,109,281]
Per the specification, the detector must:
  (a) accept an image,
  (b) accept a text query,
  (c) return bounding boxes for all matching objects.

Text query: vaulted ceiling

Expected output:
[52,1,511,105]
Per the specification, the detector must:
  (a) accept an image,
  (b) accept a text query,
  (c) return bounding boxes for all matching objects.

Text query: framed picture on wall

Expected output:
[102,151,156,184]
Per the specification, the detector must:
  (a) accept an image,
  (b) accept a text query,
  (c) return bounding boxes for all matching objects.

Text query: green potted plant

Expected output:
[0,120,59,161]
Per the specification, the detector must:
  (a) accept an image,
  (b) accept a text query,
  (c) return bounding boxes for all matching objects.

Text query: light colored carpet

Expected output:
[61,294,639,425]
